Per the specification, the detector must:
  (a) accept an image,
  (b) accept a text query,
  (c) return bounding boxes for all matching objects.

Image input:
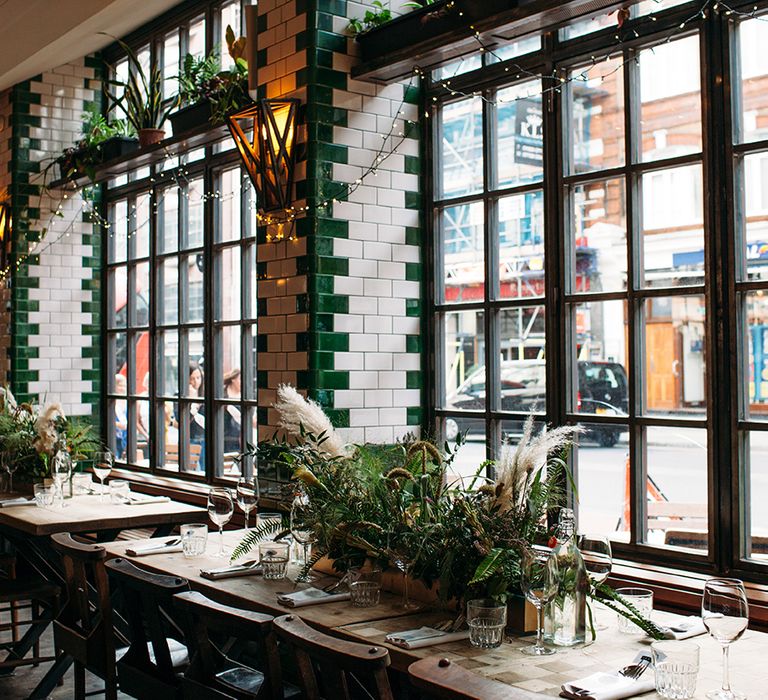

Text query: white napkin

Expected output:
[200,562,263,580]
[385,626,470,650]
[125,539,183,556]
[124,494,171,506]
[0,497,34,507]
[657,615,707,640]
[277,588,351,608]
[560,672,655,700]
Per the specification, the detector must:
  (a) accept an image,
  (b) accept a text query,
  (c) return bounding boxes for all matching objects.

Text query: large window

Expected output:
[103,0,257,482]
[430,1,768,579]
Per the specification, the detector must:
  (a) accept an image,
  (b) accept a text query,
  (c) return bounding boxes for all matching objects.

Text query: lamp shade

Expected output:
[228,98,300,214]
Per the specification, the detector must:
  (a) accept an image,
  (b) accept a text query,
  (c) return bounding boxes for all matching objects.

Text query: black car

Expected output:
[444,360,628,447]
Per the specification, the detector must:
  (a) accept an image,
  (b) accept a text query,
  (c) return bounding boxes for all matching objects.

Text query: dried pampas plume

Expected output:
[32,403,66,456]
[493,415,582,513]
[274,384,349,459]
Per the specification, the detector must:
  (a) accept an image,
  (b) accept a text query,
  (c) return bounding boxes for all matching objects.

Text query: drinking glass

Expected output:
[350,581,381,608]
[258,541,289,580]
[652,640,700,699]
[33,483,54,507]
[702,578,749,700]
[520,545,559,656]
[290,491,315,581]
[616,588,654,634]
[208,487,234,558]
[180,523,208,558]
[72,472,93,496]
[236,477,258,530]
[109,479,130,504]
[578,534,612,630]
[52,450,72,509]
[93,451,113,502]
[467,599,507,649]
[2,452,18,493]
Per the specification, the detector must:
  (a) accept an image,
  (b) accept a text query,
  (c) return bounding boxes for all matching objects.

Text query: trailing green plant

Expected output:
[401,0,437,8]
[104,37,178,133]
[348,1,393,34]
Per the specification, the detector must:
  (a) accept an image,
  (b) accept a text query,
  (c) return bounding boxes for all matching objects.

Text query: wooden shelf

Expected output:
[48,121,232,190]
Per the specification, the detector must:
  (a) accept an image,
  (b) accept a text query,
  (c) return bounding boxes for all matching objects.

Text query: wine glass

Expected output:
[520,545,559,656]
[93,451,113,502]
[702,578,749,700]
[1,451,18,494]
[236,477,258,530]
[290,491,315,582]
[52,450,72,509]
[208,487,234,558]
[393,552,419,611]
[578,534,612,630]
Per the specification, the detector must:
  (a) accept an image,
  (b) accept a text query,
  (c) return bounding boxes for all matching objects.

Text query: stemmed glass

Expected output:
[290,491,315,581]
[2,451,18,493]
[702,578,749,700]
[520,545,559,656]
[578,534,612,630]
[236,477,258,530]
[52,450,72,509]
[92,451,113,502]
[393,553,419,611]
[207,487,234,558]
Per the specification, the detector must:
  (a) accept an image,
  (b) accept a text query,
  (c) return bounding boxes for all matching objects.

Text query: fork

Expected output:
[619,654,652,680]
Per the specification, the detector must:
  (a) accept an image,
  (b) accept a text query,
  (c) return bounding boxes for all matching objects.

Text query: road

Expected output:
[445,431,768,544]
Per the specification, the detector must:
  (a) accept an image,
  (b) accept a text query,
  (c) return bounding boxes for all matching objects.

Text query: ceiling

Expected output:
[0,0,183,91]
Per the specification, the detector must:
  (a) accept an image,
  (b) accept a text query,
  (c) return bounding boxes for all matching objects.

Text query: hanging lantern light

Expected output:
[228,98,300,214]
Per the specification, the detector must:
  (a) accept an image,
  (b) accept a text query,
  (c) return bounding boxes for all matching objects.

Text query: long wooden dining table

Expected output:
[103,530,768,699]
[0,492,206,698]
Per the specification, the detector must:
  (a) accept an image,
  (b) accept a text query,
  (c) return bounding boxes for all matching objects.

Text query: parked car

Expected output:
[444,359,628,447]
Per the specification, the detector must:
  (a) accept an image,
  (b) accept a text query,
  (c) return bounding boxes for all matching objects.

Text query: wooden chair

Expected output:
[105,557,190,700]
[272,613,393,700]
[408,657,551,700]
[174,590,290,700]
[50,533,118,699]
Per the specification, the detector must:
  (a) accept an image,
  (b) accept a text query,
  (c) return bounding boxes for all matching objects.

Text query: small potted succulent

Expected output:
[170,25,251,133]
[105,38,178,147]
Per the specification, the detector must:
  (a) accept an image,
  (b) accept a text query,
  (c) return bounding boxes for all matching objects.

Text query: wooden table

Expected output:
[101,531,768,699]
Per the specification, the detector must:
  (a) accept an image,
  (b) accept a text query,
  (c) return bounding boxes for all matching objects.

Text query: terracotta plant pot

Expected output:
[138,128,165,147]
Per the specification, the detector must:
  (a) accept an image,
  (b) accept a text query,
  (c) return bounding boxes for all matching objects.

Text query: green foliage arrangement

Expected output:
[348,1,393,35]
[0,388,100,482]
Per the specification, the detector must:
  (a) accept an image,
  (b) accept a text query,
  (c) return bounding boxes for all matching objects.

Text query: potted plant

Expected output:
[170,25,251,133]
[105,39,178,147]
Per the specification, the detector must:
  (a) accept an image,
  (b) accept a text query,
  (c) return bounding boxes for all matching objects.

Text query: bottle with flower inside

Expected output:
[543,508,589,646]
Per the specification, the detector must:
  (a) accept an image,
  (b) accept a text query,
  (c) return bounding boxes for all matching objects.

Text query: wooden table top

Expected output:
[0,494,206,536]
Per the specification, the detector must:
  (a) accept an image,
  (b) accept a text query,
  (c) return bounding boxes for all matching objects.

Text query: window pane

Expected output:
[132,262,150,327]
[217,168,243,242]
[568,56,625,174]
[221,404,242,456]
[639,35,702,162]
[113,332,127,379]
[109,200,128,263]
[641,164,703,288]
[574,422,630,543]
[244,244,257,319]
[109,267,127,329]
[217,246,242,320]
[739,151,768,282]
[561,13,616,41]
[245,325,257,400]
[187,401,205,472]
[570,178,627,293]
[644,295,706,417]
[497,80,543,188]
[498,191,545,300]
[443,310,485,408]
[186,178,205,248]
[572,300,629,418]
[219,1,241,70]
[134,193,150,259]
[634,0,690,15]
[645,426,708,552]
[745,430,768,559]
[111,398,126,460]
[489,36,540,63]
[744,291,768,419]
[158,400,180,472]
[163,30,180,101]
[499,306,546,412]
[159,188,178,254]
[188,17,205,58]
[183,253,204,324]
[433,55,482,82]
[160,257,179,325]
[135,399,150,464]
[736,16,768,144]
[158,330,179,397]
[440,97,483,198]
[440,201,484,304]
[444,419,486,487]
[187,328,205,372]
[217,326,242,399]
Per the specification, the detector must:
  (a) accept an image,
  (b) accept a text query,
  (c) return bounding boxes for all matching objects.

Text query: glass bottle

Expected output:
[544,508,589,646]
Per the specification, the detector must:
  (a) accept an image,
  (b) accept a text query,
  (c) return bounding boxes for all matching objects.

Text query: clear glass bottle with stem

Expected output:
[544,508,589,646]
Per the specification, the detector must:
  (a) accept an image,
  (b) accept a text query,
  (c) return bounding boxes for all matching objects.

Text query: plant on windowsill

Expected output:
[348,1,393,35]
[170,26,251,133]
[104,37,179,147]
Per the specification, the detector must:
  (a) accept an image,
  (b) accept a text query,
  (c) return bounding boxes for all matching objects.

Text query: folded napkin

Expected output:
[200,562,263,580]
[125,539,183,557]
[277,588,351,608]
[124,494,171,506]
[560,672,655,700]
[657,615,707,640]
[0,497,34,507]
[385,626,470,650]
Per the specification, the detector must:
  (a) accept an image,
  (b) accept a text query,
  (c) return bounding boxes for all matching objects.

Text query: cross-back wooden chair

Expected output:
[174,590,293,700]
[105,557,190,700]
[272,613,393,700]
[408,657,551,700]
[50,533,119,699]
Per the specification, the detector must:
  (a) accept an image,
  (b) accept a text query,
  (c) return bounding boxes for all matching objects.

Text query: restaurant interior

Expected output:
[0,0,767,698]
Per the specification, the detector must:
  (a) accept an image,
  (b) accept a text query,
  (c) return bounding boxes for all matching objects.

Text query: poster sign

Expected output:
[513,98,543,167]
